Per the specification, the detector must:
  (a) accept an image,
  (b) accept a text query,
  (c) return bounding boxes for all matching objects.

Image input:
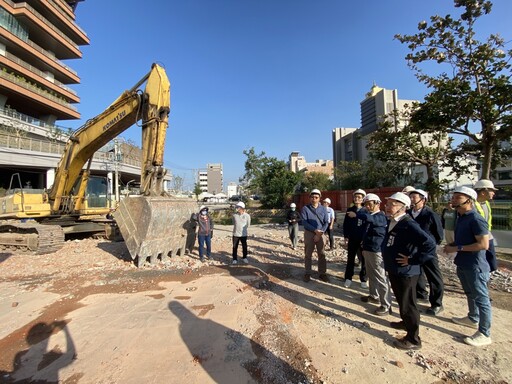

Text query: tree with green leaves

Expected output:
[193,182,202,201]
[298,171,333,193]
[240,147,302,208]
[395,0,512,179]
[367,102,452,200]
[334,159,410,190]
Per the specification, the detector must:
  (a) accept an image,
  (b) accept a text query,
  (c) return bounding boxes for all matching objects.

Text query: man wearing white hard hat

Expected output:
[443,186,492,347]
[343,189,368,289]
[382,192,436,350]
[231,201,251,265]
[407,188,445,316]
[300,189,330,282]
[322,197,336,250]
[474,179,498,272]
[287,202,301,250]
[348,193,392,316]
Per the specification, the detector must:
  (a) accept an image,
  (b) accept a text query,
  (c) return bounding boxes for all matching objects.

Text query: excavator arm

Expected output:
[48,63,170,213]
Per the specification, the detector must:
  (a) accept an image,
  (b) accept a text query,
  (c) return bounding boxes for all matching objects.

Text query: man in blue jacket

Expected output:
[383,192,436,350]
[349,193,391,316]
[301,189,330,282]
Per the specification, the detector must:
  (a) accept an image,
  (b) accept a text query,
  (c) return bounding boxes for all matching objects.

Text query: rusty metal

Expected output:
[113,196,197,267]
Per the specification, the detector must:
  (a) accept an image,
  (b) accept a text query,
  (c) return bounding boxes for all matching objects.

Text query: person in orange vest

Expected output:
[473,179,498,272]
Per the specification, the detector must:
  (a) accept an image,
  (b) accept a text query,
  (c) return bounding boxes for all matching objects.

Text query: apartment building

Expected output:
[289,151,334,177]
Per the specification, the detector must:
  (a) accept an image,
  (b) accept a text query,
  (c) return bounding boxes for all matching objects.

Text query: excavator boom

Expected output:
[0,64,196,266]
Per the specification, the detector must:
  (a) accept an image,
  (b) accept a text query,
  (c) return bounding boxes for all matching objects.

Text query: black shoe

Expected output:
[361,295,380,304]
[318,274,330,283]
[374,306,392,316]
[393,337,421,350]
[303,274,311,282]
[426,306,444,316]
[390,321,406,330]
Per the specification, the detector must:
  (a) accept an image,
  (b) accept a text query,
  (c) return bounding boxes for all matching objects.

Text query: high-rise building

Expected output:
[0,1,88,190]
[207,163,223,194]
[332,84,416,164]
[197,163,224,194]
[332,127,358,166]
[0,1,88,122]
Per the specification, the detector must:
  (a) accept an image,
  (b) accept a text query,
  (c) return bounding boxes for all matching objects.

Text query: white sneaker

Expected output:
[242,258,249,264]
[232,260,238,265]
[344,279,352,288]
[361,281,368,289]
[464,331,492,347]
[452,316,478,329]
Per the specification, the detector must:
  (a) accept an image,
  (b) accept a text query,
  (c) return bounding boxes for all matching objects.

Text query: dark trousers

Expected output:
[416,256,444,307]
[389,273,421,345]
[486,239,497,272]
[326,227,335,249]
[344,238,366,282]
[232,236,248,260]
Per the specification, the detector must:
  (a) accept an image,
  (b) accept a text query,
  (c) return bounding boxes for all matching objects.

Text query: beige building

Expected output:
[289,151,333,177]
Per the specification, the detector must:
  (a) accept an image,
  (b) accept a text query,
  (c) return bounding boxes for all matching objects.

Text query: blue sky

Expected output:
[67,0,512,190]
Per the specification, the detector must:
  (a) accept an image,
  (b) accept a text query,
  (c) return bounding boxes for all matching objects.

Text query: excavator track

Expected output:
[0,221,65,254]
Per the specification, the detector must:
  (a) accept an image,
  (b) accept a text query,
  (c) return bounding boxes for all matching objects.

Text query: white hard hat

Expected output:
[386,192,411,208]
[353,189,366,197]
[199,205,208,211]
[409,188,428,200]
[473,179,497,191]
[236,202,246,209]
[290,203,296,208]
[453,186,477,201]
[363,193,381,204]
[310,189,321,196]
[402,186,415,195]
[323,198,331,204]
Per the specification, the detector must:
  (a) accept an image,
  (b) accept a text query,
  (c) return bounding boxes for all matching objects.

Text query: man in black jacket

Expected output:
[407,189,444,316]
[383,192,436,350]
[342,189,367,288]
[287,202,301,250]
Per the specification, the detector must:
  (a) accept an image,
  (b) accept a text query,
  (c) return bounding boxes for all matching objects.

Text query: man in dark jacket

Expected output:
[383,192,436,350]
[343,189,367,288]
[407,189,444,316]
[287,203,301,250]
[349,193,391,316]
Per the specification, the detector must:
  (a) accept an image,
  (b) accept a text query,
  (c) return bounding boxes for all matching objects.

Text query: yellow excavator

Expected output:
[0,63,196,266]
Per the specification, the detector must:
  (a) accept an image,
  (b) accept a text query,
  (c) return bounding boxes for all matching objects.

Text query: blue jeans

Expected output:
[198,234,211,259]
[456,266,492,337]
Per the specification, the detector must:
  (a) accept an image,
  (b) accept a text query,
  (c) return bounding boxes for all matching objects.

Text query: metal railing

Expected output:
[0,69,78,111]
[4,51,77,95]
[0,131,142,167]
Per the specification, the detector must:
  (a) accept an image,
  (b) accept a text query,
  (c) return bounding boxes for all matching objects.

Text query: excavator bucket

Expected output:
[113,196,197,267]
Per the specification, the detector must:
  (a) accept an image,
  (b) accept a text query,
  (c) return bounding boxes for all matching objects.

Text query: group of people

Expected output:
[295,181,497,350]
[191,179,497,351]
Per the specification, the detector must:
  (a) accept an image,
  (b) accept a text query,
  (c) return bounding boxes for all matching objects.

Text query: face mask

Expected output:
[201,210,207,215]
[291,207,295,211]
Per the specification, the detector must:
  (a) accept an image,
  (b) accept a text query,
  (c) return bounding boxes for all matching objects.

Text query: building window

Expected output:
[497,171,512,180]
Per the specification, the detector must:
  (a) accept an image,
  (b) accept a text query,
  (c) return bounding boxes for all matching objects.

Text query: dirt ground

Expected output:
[0,224,511,384]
